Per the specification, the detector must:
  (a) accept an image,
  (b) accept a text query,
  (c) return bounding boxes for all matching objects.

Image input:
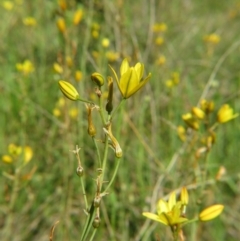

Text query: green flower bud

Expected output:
[91,72,104,87]
[58,80,80,101]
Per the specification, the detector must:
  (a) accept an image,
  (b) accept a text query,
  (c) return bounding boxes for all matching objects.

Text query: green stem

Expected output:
[89,228,97,241]
[103,158,121,193]
[92,137,102,167]
[110,99,126,121]
[80,176,88,211]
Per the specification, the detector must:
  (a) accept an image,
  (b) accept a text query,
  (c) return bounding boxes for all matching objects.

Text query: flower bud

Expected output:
[199,204,224,221]
[56,18,66,34]
[217,104,239,123]
[58,80,80,101]
[73,9,83,25]
[192,107,205,119]
[182,113,199,130]
[180,187,189,206]
[91,72,104,87]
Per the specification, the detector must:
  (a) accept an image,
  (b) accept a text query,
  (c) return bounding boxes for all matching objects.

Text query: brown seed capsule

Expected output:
[76,166,84,177]
[92,216,100,228]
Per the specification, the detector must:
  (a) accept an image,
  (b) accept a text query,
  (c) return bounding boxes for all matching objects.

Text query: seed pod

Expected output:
[92,216,100,228]
[76,166,84,177]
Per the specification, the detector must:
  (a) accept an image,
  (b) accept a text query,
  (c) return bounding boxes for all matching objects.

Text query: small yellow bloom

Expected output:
[192,107,205,119]
[156,55,166,66]
[2,155,13,163]
[75,70,83,82]
[8,144,22,156]
[69,107,78,119]
[57,97,65,107]
[58,80,80,101]
[203,34,220,44]
[200,99,214,114]
[182,113,199,130]
[217,104,239,123]
[53,108,61,117]
[165,79,174,88]
[152,23,168,32]
[56,17,66,33]
[177,125,186,142]
[73,8,83,25]
[2,1,14,11]
[16,60,35,75]
[23,17,37,26]
[143,191,188,226]
[199,204,224,221]
[58,0,67,11]
[53,63,63,74]
[102,38,110,48]
[106,51,120,62]
[92,30,99,38]
[66,56,73,67]
[155,36,164,46]
[24,146,33,163]
[180,187,189,206]
[109,58,151,99]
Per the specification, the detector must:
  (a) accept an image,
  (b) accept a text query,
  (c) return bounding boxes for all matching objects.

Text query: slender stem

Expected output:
[100,134,109,190]
[92,137,102,167]
[110,99,126,121]
[80,177,88,211]
[89,228,97,241]
[103,158,121,193]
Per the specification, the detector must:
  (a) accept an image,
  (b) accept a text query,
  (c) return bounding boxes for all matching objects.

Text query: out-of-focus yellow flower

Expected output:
[165,79,174,88]
[75,70,83,82]
[182,113,199,130]
[24,146,33,163]
[58,0,67,11]
[8,143,22,156]
[102,38,110,48]
[92,51,99,59]
[53,63,63,74]
[199,204,224,221]
[69,107,78,119]
[192,107,205,119]
[57,97,65,107]
[200,99,214,114]
[177,125,186,142]
[180,187,189,206]
[143,191,188,226]
[106,51,120,62]
[203,34,220,44]
[56,17,66,33]
[92,30,99,38]
[73,8,83,25]
[217,104,239,123]
[156,55,166,66]
[155,36,164,46]
[152,23,167,32]
[15,0,23,5]
[109,58,151,99]
[66,56,73,67]
[53,108,61,117]
[172,72,180,85]
[2,1,14,10]
[2,155,13,163]
[58,80,80,101]
[16,60,35,75]
[23,17,37,26]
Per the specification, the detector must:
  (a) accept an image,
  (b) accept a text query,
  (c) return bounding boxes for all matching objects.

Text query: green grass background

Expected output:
[0,0,240,240]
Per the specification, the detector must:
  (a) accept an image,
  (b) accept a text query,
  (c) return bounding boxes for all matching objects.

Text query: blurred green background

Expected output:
[0,0,240,240]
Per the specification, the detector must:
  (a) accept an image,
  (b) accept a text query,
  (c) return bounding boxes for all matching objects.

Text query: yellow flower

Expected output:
[182,113,199,130]
[177,125,186,142]
[24,146,33,163]
[73,9,83,25]
[200,99,214,114]
[56,17,66,33]
[152,23,168,32]
[217,104,239,123]
[2,1,14,11]
[69,107,78,119]
[58,0,67,11]
[8,143,22,156]
[143,191,188,226]
[199,204,224,221]
[203,34,220,44]
[109,58,151,99]
[155,36,164,46]
[92,30,99,38]
[75,70,83,82]
[106,51,120,62]
[192,107,205,119]
[58,80,80,101]
[53,108,61,117]
[23,17,37,26]
[2,155,13,163]
[156,55,166,66]
[53,63,63,74]
[102,38,110,48]
[16,60,35,75]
